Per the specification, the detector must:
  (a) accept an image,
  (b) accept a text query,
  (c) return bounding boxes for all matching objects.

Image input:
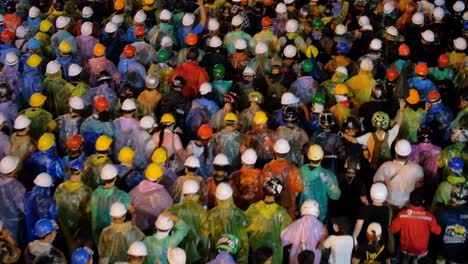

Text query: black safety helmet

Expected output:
[417,126,433,143]
[97,70,111,82]
[223,92,238,105]
[4,1,16,13]
[0,83,11,99]
[171,76,186,88]
[319,111,335,129]
[54,0,65,11]
[282,106,299,123]
[344,116,361,131]
[263,177,283,197]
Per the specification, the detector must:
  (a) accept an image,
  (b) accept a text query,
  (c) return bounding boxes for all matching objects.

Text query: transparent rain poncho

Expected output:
[43,69,71,117]
[23,186,58,242]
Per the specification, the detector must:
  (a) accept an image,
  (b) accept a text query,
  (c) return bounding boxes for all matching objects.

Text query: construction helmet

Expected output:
[216,234,240,254]
[241,148,257,165]
[145,163,164,181]
[282,106,298,122]
[406,89,420,105]
[93,43,106,57]
[437,54,450,68]
[157,49,170,62]
[395,139,412,156]
[34,219,58,238]
[182,179,200,195]
[213,154,230,166]
[34,173,53,187]
[248,91,264,104]
[118,147,135,164]
[95,135,113,151]
[66,135,83,150]
[160,113,176,124]
[197,124,213,139]
[253,111,268,124]
[301,199,320,217]
[38,133,55,151]
[151,147,168,164]
[145,74,160,89]
[185,33,198,46]
[300,60,313,73]
[417,126,432,143]
[58,41,72,53]
[30,93,47,107]
[334,84,349,95]
[370,182,388,203]
[319,111,335,128]
[101,164,118,180]
[127,241,147,257]
[212,64,226,78]
[307,144,324,161]
[184,156,200,168]
[274,138,290,154]
[123,45,136,58]
[71,247,94,264]
[216,182,233,200]
[26,54,42,68]
[155,214,174,230]
[0,155,20,175]
[386,68,399,81]
[93,96,109,112]
[371,111,390,130]
[398,44,410,56]
[415,63,428,76]
[109,202,127,218]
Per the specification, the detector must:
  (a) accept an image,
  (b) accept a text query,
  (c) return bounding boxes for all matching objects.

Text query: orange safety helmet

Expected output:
[386,68,399,81]
[398,44,410,56]
[93,43,106,56]
[437,54,450,68]
[261,16,272,27]
[93,96,109,112]
[197,124,214,139]
[123,44,136,58]
[66,135,83,149]
[415,62,428,76]
[428,90,441,102]
[185,33,198,46]
[264,0,274,5]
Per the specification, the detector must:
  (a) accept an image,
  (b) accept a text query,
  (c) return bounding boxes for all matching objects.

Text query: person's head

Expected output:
[0,155,20,178]
[34,219,59,243]
[307,144,323,166]
[300,199,320,218]
[331,216,352,235]
[406,89,421,108]
[95,135,113,155]
[428,91,442,106]
[297,250,315,264]
[224,113,238,129]
[145,163,164,183]
[184,156,200,175]
[409,188,425,207]
[417,126,433,143]
[182,179,200,202]
[171,76,185,91]
[274,138,290,159]
[109,202,127,223]
[344,156,360,177]
[186,47,199,61]
[216,234,240,256]
[251,247,273,264]
[14,114,31,135]
[160,113,176,129]
[151,147,167,165]
[282,106,298,126]
[71,247,94,264]
[311,93,325,114]
[100,164,118,186]
[371,111,390,131]
[370,182,388,205]
[263,178,283,201]
[127,241,147,264]
[155,213,174,239]
[394,139,412,160]
[197,124,213,144]
[223,92,238,111]
[343,116,361,136]
[0,83,12,103]
[213,154,230,183]
[366,222,382,245]
[241,148,257,167]
[318,111,335,131]
[69,159,85,180]
[167,247,186,264]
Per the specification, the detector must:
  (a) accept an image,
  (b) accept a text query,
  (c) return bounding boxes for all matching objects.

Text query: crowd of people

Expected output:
[0,0,466,263]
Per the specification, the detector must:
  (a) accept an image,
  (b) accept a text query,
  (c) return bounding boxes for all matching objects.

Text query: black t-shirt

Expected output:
[353,243,390,264]
[357,205,390,244]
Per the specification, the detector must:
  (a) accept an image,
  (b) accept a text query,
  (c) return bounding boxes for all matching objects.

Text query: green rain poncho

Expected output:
[87,186,132,244]
[437,142,468,178]
[396,107,427,144]
[54,181,92,251]
[98,221,145,264]
[428,67,455,82]
[82,155,112,189]
[143,219,189,264]
[320,71,348,107]
[203,198,250,264]
[21,108,57,140]
[65,81,90,97]
[43,70,71,117]
[245,201,292,264]
[167,197,209,263]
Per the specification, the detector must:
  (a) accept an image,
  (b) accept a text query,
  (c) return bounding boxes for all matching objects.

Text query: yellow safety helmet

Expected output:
[224,113,238,123]
[334,84,349,95]
[26,54,43,68]
[160,113,176,124]
[39,20,53,33]
[145,163,164,181]
[58,41,71,53]
[118,147,135,164]
[305,45,319,59]
[29,93,47,107]
[253,111,268,124]
[151,147,167,164]
[38,133,55,151]
[95,135,113,151]
[307,144,324,161]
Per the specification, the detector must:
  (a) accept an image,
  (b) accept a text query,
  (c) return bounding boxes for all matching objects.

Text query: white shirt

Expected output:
[323,235,357,264]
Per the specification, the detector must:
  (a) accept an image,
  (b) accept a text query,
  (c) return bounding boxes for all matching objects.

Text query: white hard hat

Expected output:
[127,241,148,257]
[242,66,256,76]
[184,155,200,168]
[145,74,159,88]
[121,98,137,111]
[5,52,18,66]
[255,42,268,54]
[68,63,83,77]
[370,182,388,203]
[335,66,348,76]
[434,0,445,6]
[275,3,287,13]
[208,18,220,31]
[168,247,186,264]
[69,96,85,110]
[155,214,174,230]
[161,36,174,47]
[358,16,370,26]
[46,60,61,75]
[360,58,373,71]
[234,39,247,50]
[215,182,233,200]
[284,0,295,4]
[283,45,297,58]
[453,1,465,12]
[111,15,124,26]
[454,37,467,50]
[160,9,172,21]
[14,114,31,129]
[412,12,424,25]
[56,16,71,29]
[82,6,93,18]
[183,13,195,26]
[0,155,20,174]
[281,92,300,105]
[367,222,382,236]
[140,116,157,129]
[199,82,212,95]
[385,26,398,37]
[421,30,435,42]
[209,36,222,48]
[213,153,230,166]
[369,38,382,50]
[362,24,373,31]
[286,19,299,33]
[395,139,412,156]
[81,21,93,36]
[105,22,118,33]
[335,24,347,35]
[109,202,127,217]
[433,7,445,20]
[274,138,290,154]
[241,148,257,165]
[34,173,53,187]
[16,26,26,38]
[383,2,395,14]
[301,199,320,217]
[182,179,200,195]
[134,10,147,23]
[101,164,118,180]
[232,15,244,27]
[29,6,41,18]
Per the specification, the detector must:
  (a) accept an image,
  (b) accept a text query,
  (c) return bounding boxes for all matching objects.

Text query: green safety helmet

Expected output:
[213,64,226,77]
[248,91,264,104]
[311,93,325,104]
[301,60,313,73]
[157,49,170,62]
[216,234,240,255]
[371,111,390,130]
[312,18,324,30]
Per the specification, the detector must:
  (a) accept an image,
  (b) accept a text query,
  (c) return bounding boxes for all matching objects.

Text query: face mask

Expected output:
[312,104,324,113]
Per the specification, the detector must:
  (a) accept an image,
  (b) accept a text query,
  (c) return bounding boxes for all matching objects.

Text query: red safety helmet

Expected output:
[0,30,14,42]
[93,96,109,112]
[428,90,441,102]
[261,16,272,27]
[415,62,428,76]
[66,135,83,149]
[398,44,410,56]
[386,68,399,81]
[123,44,136,58]
[197,124,214,139]
[134,26,145,36]
[437,54,450,68]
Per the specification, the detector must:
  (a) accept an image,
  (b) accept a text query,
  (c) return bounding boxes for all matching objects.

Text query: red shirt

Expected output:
[390,206,442,255]
[168,61,209,99]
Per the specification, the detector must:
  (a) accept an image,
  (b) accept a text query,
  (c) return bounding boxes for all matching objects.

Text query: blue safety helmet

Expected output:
[336,42,349,54]
[69,159,85,172]
[448,157,464,175]
[72,247,94,264]
[34,219,58,237]
[27,38,41,50]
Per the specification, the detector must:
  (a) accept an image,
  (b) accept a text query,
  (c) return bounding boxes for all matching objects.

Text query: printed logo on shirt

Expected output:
[443,224,466,244]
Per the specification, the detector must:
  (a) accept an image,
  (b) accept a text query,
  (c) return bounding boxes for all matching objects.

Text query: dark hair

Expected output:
[250,247,273,263]
[410,188,425,207]
[298,250,315,264]
[331,216,352,235]
[187,47,199,61]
